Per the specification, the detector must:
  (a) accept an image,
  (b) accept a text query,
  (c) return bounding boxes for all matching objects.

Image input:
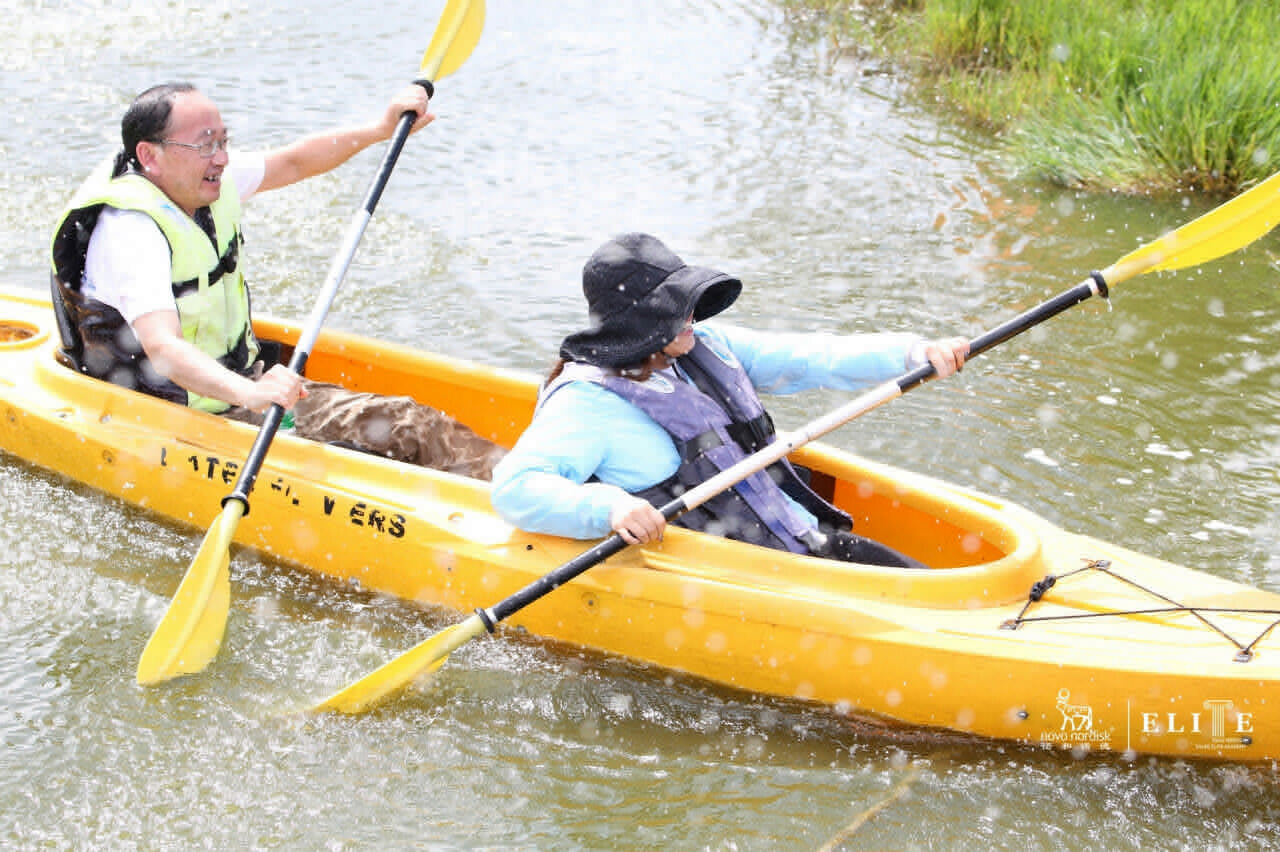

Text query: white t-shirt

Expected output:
[81,153,267,325]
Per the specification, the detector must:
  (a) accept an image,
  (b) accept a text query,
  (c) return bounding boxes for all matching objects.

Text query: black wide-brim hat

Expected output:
[559,233,742,368]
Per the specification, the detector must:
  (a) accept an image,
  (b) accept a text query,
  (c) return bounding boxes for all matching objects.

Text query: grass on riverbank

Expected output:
[789,0,1280,195]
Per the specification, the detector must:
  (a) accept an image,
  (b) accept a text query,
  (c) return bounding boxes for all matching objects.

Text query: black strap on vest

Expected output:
[725,415,774,453]
[173,213,241,299]
[678,429,723,463]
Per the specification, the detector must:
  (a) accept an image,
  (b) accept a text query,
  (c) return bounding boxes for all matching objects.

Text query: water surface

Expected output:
[2,0,1279,848]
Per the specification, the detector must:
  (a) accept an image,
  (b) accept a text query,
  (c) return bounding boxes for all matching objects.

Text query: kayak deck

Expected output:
[3,286,1279,761]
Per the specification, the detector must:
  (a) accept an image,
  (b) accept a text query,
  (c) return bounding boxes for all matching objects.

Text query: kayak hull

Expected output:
[2,287,1277,761]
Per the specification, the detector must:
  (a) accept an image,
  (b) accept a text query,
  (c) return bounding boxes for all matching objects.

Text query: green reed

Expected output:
[786,0,1280,194]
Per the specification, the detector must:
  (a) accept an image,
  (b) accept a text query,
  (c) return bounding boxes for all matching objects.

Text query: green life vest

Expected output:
[50,156,261,413]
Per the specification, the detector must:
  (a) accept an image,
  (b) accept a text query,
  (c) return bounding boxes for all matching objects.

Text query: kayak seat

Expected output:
[49,273,86,372]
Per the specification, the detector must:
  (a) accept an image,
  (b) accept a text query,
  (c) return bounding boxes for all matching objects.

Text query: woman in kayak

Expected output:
[489,232,969,566]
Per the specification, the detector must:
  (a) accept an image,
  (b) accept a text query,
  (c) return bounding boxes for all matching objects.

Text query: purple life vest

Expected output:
[553,336,852,553]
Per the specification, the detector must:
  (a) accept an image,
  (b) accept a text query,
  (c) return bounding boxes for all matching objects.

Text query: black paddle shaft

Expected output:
[223,79,435,512]
[357,79,435,219]
[488,533,633,624]
[897,275,1106,394]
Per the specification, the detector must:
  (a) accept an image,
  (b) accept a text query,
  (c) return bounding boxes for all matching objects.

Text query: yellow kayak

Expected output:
[3,285,1278,761]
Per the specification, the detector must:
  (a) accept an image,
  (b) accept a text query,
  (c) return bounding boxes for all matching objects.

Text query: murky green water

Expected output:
[3,0,1279,848]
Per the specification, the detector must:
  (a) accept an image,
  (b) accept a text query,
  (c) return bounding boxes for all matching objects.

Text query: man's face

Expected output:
[139,91,229,216]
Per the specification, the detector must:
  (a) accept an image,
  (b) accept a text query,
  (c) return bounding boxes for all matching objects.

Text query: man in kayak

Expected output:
[49,82,504,479]
[490,232,969,566]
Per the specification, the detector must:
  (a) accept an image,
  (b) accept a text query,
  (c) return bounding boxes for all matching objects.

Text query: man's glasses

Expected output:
[159,135,231,158]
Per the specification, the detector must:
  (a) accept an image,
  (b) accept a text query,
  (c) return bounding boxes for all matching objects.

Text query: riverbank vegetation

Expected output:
[786,0,1280,196]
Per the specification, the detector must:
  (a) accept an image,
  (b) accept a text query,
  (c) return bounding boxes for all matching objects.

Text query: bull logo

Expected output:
[1057,688,1094,732]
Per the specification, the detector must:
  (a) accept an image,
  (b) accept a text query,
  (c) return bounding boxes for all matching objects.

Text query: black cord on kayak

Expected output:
[1029,575,1057,601]
[1001,577,1055,629]
[999,558,1280,661]
[1001,560,1105,629]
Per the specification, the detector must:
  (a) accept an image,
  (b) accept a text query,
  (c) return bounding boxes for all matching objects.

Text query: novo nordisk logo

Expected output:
[1038,689,1113,747]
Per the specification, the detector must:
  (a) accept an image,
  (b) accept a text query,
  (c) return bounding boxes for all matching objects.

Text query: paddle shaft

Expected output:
[898,274,1107,394]
[477,273,1111,628]
[223,81,434,510]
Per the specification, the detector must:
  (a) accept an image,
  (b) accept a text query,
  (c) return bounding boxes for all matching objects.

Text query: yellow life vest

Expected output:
[50,157,261,413]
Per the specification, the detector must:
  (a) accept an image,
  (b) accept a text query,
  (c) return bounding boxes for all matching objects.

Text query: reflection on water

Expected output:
[3,0,1280,848]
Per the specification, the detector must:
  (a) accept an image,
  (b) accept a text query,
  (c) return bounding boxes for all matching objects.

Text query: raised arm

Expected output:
[258,84,434,193]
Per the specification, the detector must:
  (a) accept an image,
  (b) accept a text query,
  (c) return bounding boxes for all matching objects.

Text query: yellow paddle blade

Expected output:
[135,502,242,685]
[1104,169,1280,285]
[312,614,489,714]
[420,0,485,81]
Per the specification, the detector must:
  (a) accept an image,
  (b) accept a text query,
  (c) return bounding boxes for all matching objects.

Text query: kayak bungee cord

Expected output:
[1001,558,1280,662]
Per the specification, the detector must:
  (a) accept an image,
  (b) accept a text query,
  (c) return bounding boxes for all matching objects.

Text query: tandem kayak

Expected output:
[2,285,1278,761]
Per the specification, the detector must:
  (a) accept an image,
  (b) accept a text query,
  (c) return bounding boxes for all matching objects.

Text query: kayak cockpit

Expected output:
[637,441,1047,609]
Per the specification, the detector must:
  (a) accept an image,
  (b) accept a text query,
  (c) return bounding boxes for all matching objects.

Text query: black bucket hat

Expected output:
[559,233,742,368]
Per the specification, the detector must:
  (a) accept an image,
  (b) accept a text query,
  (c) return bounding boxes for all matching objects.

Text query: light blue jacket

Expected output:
[490,322,927,539]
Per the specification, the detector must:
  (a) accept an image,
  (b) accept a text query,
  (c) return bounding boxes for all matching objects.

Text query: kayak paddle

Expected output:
[312,167,1280,714]
[135,0,486,686]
